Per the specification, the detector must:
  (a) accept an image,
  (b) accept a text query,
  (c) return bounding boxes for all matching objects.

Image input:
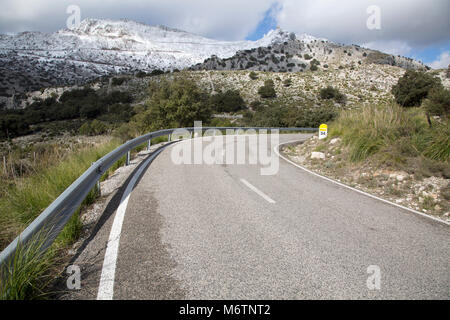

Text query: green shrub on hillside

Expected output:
[392,70,441,107]
[210,90,246,113]
[249,71,258,80]
[112,77,126,86]
[283,78,292,87]
[319,86,347,105]
[133,77,212,132]
[258,79,276,98]
[423,86,450,119]
[79,120,108,136]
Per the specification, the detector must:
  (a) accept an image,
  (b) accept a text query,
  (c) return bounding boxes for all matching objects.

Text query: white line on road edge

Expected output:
[97,147,166,300]
[240,178,276,204]
[275,140,450,226]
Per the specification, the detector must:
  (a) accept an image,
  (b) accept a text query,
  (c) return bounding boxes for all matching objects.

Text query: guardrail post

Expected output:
[147,140,151,151]
[168,134,171,142]
[126,151,131,166]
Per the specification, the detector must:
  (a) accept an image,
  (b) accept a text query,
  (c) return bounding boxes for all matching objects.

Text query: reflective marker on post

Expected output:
[319,124,328,140]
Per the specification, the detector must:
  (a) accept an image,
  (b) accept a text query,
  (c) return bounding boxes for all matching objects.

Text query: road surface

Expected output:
[60,134,449,300]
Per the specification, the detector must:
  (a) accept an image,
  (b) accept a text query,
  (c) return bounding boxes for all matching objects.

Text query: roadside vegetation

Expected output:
[0,137,122,299]
[284,70,449,218]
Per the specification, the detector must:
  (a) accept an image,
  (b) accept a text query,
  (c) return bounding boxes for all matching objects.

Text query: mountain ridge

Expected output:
[0,18,426,109]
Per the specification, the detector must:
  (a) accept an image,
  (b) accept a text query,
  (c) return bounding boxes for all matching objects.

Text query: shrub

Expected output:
[111,77,126,86]
[423,86,450,119]
[249,71,258,80]
[210,90,245,113]
[320,86,338,99]
[304,54,313,60]
[258,79,276,98]
[319,86,347,105]
[79,120,108,136]
[137,77,212,131]
[283,78,292,87]
[150,69,165,76]
[136,71,148,78]
[392,70,441,107]
[310,59,320,71]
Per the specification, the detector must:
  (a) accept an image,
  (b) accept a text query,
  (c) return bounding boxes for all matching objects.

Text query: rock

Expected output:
[396,175,405,182]
[330,138,341,145]
[434,205,441,211]
[389,173,397,179]
[311,152,325,160]
[419,197,424,203]
[444,212,450,217]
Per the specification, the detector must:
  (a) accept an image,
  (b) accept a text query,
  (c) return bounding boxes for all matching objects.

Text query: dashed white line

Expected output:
[240,178,276,204]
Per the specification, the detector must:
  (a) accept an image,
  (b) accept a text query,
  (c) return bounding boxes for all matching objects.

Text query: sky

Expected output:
[0,0,449,68]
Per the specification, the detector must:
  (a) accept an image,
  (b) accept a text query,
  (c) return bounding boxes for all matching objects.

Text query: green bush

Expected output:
[249,71,258,80]
[79,120,108,136]
[319,86,347,105]
[392,70,441,107]
[210,90,245,113]
[132,77,212,132]
[111,77,126,86]
[283,78,292,87]
[423,86,450,119]
[258,79,276,98]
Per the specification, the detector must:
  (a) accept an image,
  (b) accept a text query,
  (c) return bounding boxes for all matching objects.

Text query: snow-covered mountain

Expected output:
[0,18,424,109]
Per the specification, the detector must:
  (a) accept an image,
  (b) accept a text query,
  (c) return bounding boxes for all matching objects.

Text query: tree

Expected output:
[141,77,212,130]
[258,79,276,98]
[210,90,245,113]
[423,87,450,120]
[392,70,441,107]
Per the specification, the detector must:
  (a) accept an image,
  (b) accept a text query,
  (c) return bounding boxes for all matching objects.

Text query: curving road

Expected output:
[62,134,449,300]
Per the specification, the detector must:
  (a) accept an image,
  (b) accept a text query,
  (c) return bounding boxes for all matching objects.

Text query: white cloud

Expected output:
[0,0,275,40]
[361,40,412,56]
[429,52,450,69]
[275,0,450,47]
[0,0,448,64]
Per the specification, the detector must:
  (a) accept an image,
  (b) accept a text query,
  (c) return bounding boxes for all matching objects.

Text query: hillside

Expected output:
[0,19,294,108]
[191,34,425,73]
[0,18,427,110]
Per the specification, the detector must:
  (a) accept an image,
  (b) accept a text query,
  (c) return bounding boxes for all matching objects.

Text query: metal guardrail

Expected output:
[0,126,317,269]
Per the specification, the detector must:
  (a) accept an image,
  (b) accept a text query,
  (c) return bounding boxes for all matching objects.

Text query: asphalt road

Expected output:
[62,134,449,299]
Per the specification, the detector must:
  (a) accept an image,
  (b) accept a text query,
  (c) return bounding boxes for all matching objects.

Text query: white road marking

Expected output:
[275,140,450,226]
[97,147,165,300]
[240,178,276,204]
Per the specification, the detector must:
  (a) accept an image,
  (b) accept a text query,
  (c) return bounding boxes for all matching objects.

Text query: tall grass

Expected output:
[328,104,449,163]
[0,232,57,300]
[0,137,122,299]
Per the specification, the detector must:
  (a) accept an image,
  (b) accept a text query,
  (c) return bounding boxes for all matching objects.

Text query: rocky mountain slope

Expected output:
[0,19,296,108]
[0,18,427,109]
[190,34,426,73]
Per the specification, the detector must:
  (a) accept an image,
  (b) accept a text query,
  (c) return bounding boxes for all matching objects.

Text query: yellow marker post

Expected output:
[319,124,328,140]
